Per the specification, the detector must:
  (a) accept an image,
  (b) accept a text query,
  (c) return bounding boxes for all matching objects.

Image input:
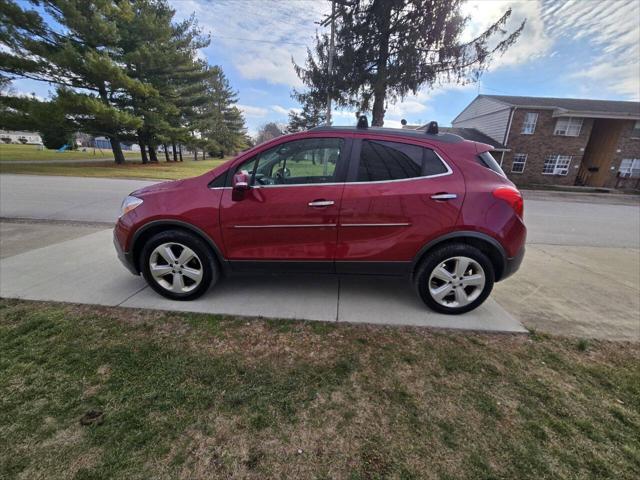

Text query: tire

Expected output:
[414,243,495,314]
[140,229,219,301]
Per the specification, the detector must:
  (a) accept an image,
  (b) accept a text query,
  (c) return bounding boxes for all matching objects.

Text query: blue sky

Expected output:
[10,0,640,136]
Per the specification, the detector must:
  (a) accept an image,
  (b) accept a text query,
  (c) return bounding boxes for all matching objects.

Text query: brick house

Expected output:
[450,95,640,189]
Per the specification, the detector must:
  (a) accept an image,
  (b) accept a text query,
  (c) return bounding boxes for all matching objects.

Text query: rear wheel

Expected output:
[141,230,218,300]
[414,243,494,314]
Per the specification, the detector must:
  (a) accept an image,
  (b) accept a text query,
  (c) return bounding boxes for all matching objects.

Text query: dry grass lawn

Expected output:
[1,299,638,479]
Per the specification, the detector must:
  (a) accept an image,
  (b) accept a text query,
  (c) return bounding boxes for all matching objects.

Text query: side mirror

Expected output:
[232,170,250,191]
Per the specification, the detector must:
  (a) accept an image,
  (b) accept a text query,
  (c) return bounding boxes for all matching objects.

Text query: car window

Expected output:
[355,140,448,182]
[235,138,343,186]
[477,151,506,177]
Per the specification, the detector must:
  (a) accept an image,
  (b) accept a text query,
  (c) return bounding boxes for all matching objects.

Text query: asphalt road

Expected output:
[1,174,639,247]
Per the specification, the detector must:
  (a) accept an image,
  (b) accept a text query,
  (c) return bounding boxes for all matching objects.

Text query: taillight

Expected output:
[493,186,524,218]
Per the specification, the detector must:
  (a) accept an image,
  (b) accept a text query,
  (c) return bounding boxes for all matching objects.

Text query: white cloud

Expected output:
[170,0,329,87]
[271,104,299,116]
[542,0,640,99]
[462,1,553,68]
[237,104,268,118]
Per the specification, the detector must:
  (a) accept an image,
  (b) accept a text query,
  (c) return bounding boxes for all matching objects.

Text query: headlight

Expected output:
[120,195,143,217]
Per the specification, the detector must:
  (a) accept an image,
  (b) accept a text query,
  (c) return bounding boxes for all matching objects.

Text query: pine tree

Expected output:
[0,0,154,163]
[116,1,210,163]
[287,91,326,132]
[294,0,525,126]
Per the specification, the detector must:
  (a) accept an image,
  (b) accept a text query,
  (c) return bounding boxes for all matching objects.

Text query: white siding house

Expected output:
[451,96,512,144]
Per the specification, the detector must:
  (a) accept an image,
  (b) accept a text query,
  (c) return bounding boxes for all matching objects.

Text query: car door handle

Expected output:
[430,193,458,201]
[308,200,335,207]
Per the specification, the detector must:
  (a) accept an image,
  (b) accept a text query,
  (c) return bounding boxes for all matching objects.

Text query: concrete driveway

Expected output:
[0,228,524,332]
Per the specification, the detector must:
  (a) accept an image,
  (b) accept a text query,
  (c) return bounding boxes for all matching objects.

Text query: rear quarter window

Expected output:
[355,140,448,182]
[477,151,506,177]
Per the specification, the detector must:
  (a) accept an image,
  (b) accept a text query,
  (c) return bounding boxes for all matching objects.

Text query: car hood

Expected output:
[131,179,186,196]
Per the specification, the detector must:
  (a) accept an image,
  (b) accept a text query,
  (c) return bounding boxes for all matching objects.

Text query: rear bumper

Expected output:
[500,245,525,281]
[113,229,138,275]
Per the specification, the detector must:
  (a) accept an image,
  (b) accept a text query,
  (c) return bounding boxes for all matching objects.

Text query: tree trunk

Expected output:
[163,144,170,162]
[172,142,178,162]
[148,143,158,163]
[138,134,148,164]
[178,144,183,162]
[139,143,148,164]
[109,135,126,165]
[194,148,198,161]
[371,86,387,127]
[371,1,391,127]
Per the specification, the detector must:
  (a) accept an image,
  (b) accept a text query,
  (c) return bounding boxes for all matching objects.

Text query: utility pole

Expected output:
[326,0,336,126]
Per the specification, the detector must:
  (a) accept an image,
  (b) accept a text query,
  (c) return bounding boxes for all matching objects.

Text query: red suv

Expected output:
[114,121,525,314]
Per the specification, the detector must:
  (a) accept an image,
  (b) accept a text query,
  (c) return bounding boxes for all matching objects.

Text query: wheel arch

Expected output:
[131,220,226,274]
[412,231,507,281]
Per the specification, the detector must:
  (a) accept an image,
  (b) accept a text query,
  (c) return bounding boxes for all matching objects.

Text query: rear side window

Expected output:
[355,140,448,182]
[477,151,506,177]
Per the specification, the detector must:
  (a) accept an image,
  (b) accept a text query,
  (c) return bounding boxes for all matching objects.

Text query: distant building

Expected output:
[451,95,640,189]
[0,130,42,145]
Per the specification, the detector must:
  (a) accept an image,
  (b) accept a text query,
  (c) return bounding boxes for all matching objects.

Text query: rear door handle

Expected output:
[308,200,335,207]
[430,193,458,201]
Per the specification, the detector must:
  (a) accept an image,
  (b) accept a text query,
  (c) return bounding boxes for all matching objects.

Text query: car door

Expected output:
[220,135,350,271]
[336,137,465,273]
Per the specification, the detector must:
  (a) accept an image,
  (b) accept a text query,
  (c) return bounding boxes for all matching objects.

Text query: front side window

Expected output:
[521,112,538,134]
[619,159,640,178]
[554,117,583,136]
[511,154,527,173]
[235,138,343,185]
[355,140,448,182]
[543,155,572,175]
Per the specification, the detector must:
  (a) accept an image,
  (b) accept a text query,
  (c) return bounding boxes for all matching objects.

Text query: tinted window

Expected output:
[355,140,447,182]
[235,138,343,185]
[477,151,506,177]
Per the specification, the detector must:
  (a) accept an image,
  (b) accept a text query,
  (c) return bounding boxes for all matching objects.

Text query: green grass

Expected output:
[0,143,141,161]
[1,299,639,479]
[0,158,228,180]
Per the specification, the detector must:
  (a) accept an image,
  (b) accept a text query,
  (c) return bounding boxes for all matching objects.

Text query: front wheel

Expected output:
[141,230,218,301]
[414,244,494,314]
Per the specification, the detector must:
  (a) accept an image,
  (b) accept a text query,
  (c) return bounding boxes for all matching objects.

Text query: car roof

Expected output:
[309,126,465,144]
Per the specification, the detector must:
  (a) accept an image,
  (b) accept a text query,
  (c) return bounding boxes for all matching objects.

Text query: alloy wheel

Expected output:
[427,256,486,308]
[149,242,203,293]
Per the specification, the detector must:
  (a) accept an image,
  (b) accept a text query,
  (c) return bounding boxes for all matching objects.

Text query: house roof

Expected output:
[480,94,640,119]
[405,125,508,150]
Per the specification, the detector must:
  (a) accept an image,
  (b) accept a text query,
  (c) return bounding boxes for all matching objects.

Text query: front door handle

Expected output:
[308,200,335,207]
[430,193,458,201]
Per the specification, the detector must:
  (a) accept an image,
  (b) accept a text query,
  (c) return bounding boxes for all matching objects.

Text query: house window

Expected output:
[543,155,572,175]
[511,154,527,173]
[633,121,640,135]
[521,113,538,134]
[619,159,640,178]
[554,117,583,136]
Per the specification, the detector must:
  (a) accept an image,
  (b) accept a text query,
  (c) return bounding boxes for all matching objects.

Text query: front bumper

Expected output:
[113,229,138,275]
[500,245,525,281]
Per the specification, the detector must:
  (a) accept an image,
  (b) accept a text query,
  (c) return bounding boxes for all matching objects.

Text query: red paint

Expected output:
[115,128,526,274]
